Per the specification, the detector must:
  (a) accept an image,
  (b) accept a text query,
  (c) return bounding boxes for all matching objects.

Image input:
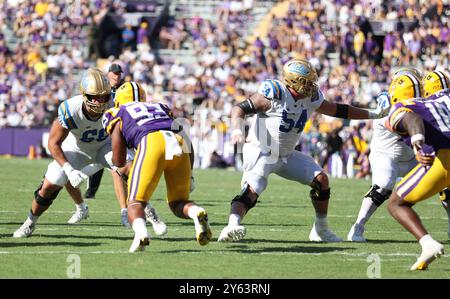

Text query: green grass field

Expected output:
[0,157,449,279]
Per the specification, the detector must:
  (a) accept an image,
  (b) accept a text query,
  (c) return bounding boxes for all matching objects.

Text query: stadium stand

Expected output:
[1,0,450,177]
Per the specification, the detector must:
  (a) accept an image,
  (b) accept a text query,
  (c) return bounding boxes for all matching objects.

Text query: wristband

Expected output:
[411,134,425,144]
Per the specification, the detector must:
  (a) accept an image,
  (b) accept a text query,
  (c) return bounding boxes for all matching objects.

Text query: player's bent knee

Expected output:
[364,184,392,206]
[231,183,257,214]
[169,199,190,218]
[34,181,61,206]
[310,174,330,201]
[314,172,329,188]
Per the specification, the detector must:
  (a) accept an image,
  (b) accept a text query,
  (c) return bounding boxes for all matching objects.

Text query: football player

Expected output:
[422,70,450,236]
[217,58,390,242]
[13,68,130,238]
[348,69,450,242]
[386,74,450,270]
[64,68,167,233]
[84,63,124,200]
[347,68,423,242]
[102,82,211,252]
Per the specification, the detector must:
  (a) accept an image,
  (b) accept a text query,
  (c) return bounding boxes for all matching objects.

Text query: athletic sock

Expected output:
[355,197,378,226]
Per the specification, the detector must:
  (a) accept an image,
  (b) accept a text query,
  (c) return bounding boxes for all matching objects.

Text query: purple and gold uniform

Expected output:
[388,89,450,203]
[103,102,191,203]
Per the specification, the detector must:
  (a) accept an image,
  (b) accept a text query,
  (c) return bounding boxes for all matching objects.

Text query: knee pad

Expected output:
[440,188,450,208]
[364,184,391,206]
[34,181,60,207]
[310,177,330,201]
[231,183,257,214]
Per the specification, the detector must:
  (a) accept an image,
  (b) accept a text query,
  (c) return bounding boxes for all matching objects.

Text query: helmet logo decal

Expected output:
[288,64,310,76]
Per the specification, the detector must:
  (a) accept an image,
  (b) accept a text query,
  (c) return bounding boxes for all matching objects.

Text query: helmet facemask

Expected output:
[84,94,111,114]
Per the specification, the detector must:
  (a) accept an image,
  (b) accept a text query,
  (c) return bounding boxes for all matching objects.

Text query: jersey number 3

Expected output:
[279,110,307,133]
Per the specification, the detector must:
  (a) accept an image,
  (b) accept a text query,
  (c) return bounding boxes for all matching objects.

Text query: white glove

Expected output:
[368,91,391,119]
[104,151,118,171]
[190,176,196,193]
[62,162,88,188]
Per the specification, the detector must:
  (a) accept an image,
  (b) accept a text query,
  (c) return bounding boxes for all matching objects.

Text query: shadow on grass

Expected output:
[173,221,308,228]
[0,221,131,228]
[0,241,103,248]
[231,245,355,254]
[30,234,131,241]
[160,245,354,255]
[365,239,435,244]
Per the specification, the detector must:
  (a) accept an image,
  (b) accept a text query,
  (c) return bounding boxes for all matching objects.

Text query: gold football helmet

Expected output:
[114,81,146,108]
[80,68,111,114]
[282,59,318,98]
[422,70,450,97]
[388,74,423,105]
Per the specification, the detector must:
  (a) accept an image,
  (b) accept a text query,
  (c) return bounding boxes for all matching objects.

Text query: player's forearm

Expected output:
[48,143,69,167]
[398,113,426,146]
[231,105,246,132]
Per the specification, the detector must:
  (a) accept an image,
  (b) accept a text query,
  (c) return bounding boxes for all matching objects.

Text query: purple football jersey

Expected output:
[389,89,450,150]
[103,102,174,149]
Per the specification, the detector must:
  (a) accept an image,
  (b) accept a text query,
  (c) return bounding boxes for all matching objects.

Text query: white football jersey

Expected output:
[247,79,324,157]
[370,116,414,161]
[58,95,111,155]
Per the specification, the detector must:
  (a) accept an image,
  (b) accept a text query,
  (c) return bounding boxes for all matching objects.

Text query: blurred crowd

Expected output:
[0,0,449,175]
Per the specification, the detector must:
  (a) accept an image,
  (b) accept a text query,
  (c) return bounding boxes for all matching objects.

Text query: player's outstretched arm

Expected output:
[317,96,389,120]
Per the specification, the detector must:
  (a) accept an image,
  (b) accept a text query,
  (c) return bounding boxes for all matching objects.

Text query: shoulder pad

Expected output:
[258,79,284,101]
[58,100,78,130]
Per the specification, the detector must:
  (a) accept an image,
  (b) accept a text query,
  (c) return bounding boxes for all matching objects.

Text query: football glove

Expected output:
[368,91,390,119]
[62,163,88,188]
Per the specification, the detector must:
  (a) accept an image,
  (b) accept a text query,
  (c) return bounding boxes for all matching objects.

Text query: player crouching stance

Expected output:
[103,82,211,252]
[218,58,390,243]
[13,68,121,238]
[386,75,450,270]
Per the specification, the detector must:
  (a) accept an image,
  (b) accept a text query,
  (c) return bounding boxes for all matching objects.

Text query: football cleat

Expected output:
[410,240,444,270]
[309,223,342,243]
[13,221,35,238]
[347,223,367,242]
[129,235,150,253]
[195,211,212,246]
[68,206,89,224]
[217,225,246,242]
[145,205,167,236]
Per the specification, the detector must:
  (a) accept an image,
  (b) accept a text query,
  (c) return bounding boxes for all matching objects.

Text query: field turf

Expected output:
[0,157,449,279]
